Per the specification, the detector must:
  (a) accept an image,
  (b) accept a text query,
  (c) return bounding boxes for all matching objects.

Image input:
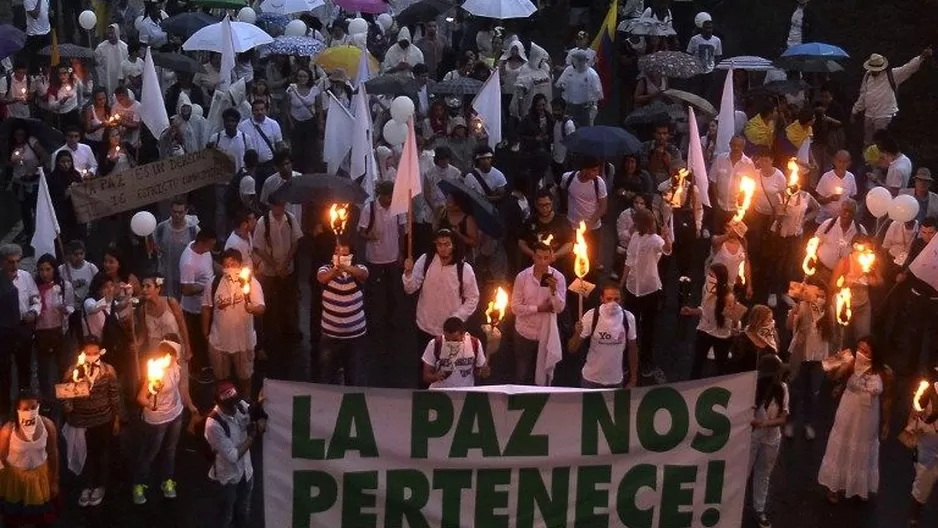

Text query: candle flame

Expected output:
[786,159,800,196]
[573,221,590,279]
[733,176,756,222]
[485,286,509,325]
[239,267,252,295]
[329,203,350,235]
[913,380,930,413]
[146,354,173,395]
[856,245,876,274]
[72,352,87,382]
[835,276,852,326]
[802,236,820,276]
[669,169,689,207]
[737,261,746,286]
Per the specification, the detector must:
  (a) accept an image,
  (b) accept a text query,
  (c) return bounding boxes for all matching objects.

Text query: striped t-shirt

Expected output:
[318,264,367,339]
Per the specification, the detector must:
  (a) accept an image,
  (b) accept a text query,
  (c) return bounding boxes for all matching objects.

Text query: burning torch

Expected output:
[569,221,595,319]
[855,243,876,274]
[834,276,852,327]
[913,380,931,413]
[785,159,800,198]
[668,169,689,208]
[733,176,756,223]
[146,354,173,410]
[72,352,87,383]
[329,203,350,236]
[481,286,509,354]
[802,237,820,278]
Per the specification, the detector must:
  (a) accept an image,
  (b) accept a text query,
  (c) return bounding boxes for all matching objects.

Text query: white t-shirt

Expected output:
[463,167,507,196]
[202,274,264,353]
[624,234,668,296]
[60,261,98,310]
[815,170,857,224]
[686,34,722,74]
[224,232,254,270]
[753,169,787,216]
[421,334,486,389]
[886,154,912,189]
[752,383,789,445]
[579,306,638,386]
[178,244,214,314]
[562,171,608,230]
[552,118,576,163]
[24,0,50,36]
[120,58,143,81]
[143,363,184,425]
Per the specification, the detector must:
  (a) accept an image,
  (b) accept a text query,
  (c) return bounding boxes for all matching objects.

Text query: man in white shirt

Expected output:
[238,99,284,182]
[555,50,603,127]
[561,157,608,269]
[51,127,98,176]
[686,14,722,97]
[138,3,168,49]
[463,146,507,202]
[568,283,639,389]
[748,148,788,301]
[0,244,40,415]
[815,199,866,274]
[23,0,50,58]
[0,61,33,118]
[259,151,303,225]
[879,137,913,196]
[852,48,931,145]
[421,317,488,389]
[900,169,938,222]
[358,182,404,356]
[709,136,755,233]
[225,209,257,270]
[510,242,566,385]
[94,24,128,98]
[815,150,857,225]
[179,229,217,381]
[404,230,480,386]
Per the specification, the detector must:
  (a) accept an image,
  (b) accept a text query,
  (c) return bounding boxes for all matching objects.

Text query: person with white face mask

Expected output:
[0,391,60,526]
[567,283,639,388]
[683,263,747,380]
[784,279,833,441]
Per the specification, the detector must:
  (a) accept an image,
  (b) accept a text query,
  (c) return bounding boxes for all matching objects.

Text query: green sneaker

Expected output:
[132,484,147,505]
[161,479,177,499]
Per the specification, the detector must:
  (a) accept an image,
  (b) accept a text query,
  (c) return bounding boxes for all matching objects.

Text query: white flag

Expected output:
[389,119,421,216]
[797,135,812,165]
[715,67,735,155]
[30,168,59,259]
[218,15,237,92]
[472,68,502,149]
[909,234,938,292]
[350,84,377,200]
[687,106,710,207]
[140,49,169,138]
[322,92,354,175]
[354,45,372,88]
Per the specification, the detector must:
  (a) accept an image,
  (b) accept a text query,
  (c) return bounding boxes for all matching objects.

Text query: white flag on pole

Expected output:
[797,135,812,165]
[140,49,170,138]
[715,67,735,155]
[322,91,355,175]
[30,168,59,259]
[351,84,377,200]
[218,15,237,92]
[354,45,372,88]
[389,119,421,216]
[472,68,502,149]
[909,234,938,292]
[687,106,711,207]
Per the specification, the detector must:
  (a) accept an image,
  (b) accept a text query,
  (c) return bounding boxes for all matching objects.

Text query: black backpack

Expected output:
[195,401,249,462]
[420,253,465,302]
[559,171,600,215]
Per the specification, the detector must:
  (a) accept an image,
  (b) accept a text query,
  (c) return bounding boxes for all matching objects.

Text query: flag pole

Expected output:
[407,190,413,260]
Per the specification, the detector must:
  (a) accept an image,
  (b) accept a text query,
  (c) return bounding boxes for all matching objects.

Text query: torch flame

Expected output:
[238,267,252,295]
[733,176,756,222]
[856,245,876,274]
[539,234,554,247]
[737,261,746,286]
[802,237,820,276]
[485,287,509,325]
[669,169,689,207]
[835,276,852,326]
[328,203,350,235]
[913,380,931,413]
[72,352,87,382]
[786,159,800,196]
[573,221,590,279]
[146,354,173,395]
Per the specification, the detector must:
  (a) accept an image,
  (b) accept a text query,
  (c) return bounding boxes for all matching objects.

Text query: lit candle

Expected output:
[856,244,876,274]
[72,352,87,382]
[733,176,756,222]
[146,354,173,408]
[238,267,252,295]
[786,159,800,196]
[484,286,509,326]
[737,261,746,286]
[572,221,590,319]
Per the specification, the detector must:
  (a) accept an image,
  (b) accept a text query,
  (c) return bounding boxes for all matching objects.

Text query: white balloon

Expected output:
[130,211,158,237]
[348,17,368,36]
[238,7,257,24]
[865,186,892,218]
[390,96,415,123]
[78,10,97,31]
[349,33,367,48]
[376,13,393,32]
[382,119,408,146]
[285,19,307,37]
[888,194,920,223]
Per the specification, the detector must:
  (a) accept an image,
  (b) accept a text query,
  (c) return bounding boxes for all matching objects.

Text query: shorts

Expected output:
[912,462,938,504]
[209,346,255,381]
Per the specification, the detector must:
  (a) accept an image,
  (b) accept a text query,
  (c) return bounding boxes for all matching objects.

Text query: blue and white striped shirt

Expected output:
[318,264,367,339]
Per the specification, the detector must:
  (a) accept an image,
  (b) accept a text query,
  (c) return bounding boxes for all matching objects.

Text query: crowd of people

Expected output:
[0,0,937,527]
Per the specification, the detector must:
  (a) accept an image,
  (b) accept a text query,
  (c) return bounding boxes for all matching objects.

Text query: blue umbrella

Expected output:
[563,126,642,158]
[257,12,291,34]
[781,42,849,60]
[260,36,326,58]
[0,25,26,61]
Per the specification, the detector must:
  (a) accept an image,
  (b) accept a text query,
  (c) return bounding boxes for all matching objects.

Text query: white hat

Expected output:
[694,12,712,28]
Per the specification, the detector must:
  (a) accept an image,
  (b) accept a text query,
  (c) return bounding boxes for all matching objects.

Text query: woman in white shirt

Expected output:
[33,254,75,404]
[46,65,84,130]
[614,193,648,280]
[683,263,746,379]
[785,279,832,441]
[82,272,121,340]
[286,67,321,173]
[620,208,672,380]
[97,127,133,177]
[710,220,752,299]
[83,87,112,155]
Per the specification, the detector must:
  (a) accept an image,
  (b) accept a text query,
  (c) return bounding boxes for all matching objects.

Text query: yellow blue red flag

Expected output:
[591,1,618,102]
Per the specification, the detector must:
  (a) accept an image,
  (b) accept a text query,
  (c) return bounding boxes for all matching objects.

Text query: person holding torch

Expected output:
[510,242,566,386]
[829,234,883,345]
[902,374,938,526]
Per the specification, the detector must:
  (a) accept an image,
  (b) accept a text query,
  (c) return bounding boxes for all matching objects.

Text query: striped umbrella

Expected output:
[716,56,773,71]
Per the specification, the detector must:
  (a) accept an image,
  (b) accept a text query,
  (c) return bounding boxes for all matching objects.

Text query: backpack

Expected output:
[432,335,482,367]
[585,307,630,344]
[196,401,249,462]
[559,171,600,215]
[421,253,465,302]
[262,209,295,251]
[466,170,494,196]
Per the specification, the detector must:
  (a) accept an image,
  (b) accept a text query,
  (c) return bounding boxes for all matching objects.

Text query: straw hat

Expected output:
[914,167,933,182]
[863,53,889,72]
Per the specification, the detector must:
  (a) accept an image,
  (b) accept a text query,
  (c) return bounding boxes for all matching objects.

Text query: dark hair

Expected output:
[752,146,773,160]
[434,146,453,160]
[90,86,110,111]
[53,149,75,168]
[600,281,621,296]
[222,108,241,122]
[64,125,82,136]
[66,239,86,253]
[87,271,115,300]
[535,188,554,202]
[114,86,128,97]
[251,98,268,110]
[273,150,292,166]
[128,41,141,54]
[805,277,833,342]
[140,272,165,290]
[233,208,255,227]
[473,144,494,159]
[797,107,814,125]
[442,316,465,334]
[170,196,187,208]
[709,263,730,328]
[220,247,243,264]
[879,137,900,156]
[551,97,566,109]
[102,247,130,282]
[195,227,217,244]
[82,335,103,349]
[243,149,259,168]
[757,100,776,119]
[412,63,429,76]
[922,216,938,229]
[856,335,885,372]
[578,155,600,170]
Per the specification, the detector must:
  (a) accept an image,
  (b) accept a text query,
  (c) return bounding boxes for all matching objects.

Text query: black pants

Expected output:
[24,33,51,72]
[290,118,319,173]
[673,208,697,279]
[745,211,773,303]
[0,326,32,416]
[364,262,402,348]
[689,330,732,380]
[77,421,112,489]
[624,290,662,372]
[14,184,38,239]
[415,329,434,389]
[511,331,539,386]
[184,311,208,373]
[260,273,300,379]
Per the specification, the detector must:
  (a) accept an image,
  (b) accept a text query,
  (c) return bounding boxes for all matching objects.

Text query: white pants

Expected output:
[749,440,780,512]
[912,462,938,504]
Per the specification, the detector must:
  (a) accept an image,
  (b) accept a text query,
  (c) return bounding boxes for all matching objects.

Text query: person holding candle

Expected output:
[83,88,112,157]
[710,220,752,300]
[785,279,833,440]
[772,171,819,305]
[568,282,639,389]
[6,122,48,243]
[96,127,132,177]
[61,336,120,508]
[0,61,33,119]
[45,66,83,131]
[132,338,199,505]
[32,254,74,407]
[829,235,883,346]
[684,263,747,379]
[135,274,191,375]
[0,390,59,527]
[50,127,97,179]
[818,336,894,503]
[814,151,857,231]
[653,167,703,279]
[728,304,778,374]
[747,148,787,303]
[709,136,755,235]
[315,239,368,386]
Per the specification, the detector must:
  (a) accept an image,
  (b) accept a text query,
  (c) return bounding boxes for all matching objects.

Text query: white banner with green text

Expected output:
[263,374,756,528]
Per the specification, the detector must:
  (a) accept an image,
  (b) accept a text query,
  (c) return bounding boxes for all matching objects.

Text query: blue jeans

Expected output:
[218,475,253,528]
[319,335,367,386]
[789,361,824,426]
[134,415,183,486]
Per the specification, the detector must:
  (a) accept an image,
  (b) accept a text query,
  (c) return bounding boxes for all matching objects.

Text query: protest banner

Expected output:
[69,149,235,223]
[263,374,756,528]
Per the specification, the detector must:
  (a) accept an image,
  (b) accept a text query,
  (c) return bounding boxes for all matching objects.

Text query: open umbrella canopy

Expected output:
[663,88,716,117]
[160,12,219,39]
[562,126,642,158]
[152,52,206,74]
[39,43,94,60]
[781,42,849,60]
[437,179,504,238]
[461,0,536,19]
[431,76,483,95]
[0,25,26,61]
[190,0,249,8]
[396,0,457,27]
[316,46,379,77]
[334,0,389,14]
[774,57,844,73]
[183,20,273,53]
[624,101,684,127]
[716,55,773,71]
[638,51,702,79]
[364,75,419,96]
[0,118,65,158]
[261,36,326,58]
[260,0,325,15]
[271,174,369,205]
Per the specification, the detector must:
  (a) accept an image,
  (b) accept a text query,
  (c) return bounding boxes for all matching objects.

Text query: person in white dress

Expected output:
[818,337,894,503]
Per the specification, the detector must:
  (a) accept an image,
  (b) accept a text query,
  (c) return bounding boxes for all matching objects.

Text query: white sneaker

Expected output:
[805,425,816,441]
[89,487,105,507]
[78,489,92,507]
[768,294,778,308]
[707,347,715,360]
[702,228,711,239]
[783,423,794,439]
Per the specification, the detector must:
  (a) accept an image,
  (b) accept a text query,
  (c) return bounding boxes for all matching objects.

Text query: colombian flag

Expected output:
[50,29,60,67]
[591,1,618,103]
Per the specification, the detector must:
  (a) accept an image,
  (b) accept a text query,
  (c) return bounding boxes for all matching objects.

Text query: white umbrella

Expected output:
[716,56,773,71]
[260,0,325,15]
[461,0,536,20]
[182,20,274,53]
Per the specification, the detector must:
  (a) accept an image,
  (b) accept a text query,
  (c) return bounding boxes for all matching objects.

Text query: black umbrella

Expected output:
[39,43,94,60]
[396,0,457,27]
[364,75,420,96]
[160,12,219,39]
[563,126,642,158]
[437,179,503,238]
[757,79,810,96]
[271,174,368,205]
[0,25,26,61]
[431,76,483,96]
[0,118,65,158]
[774,57,844,73]
[152,52,206,74]
[624,101,684,127]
